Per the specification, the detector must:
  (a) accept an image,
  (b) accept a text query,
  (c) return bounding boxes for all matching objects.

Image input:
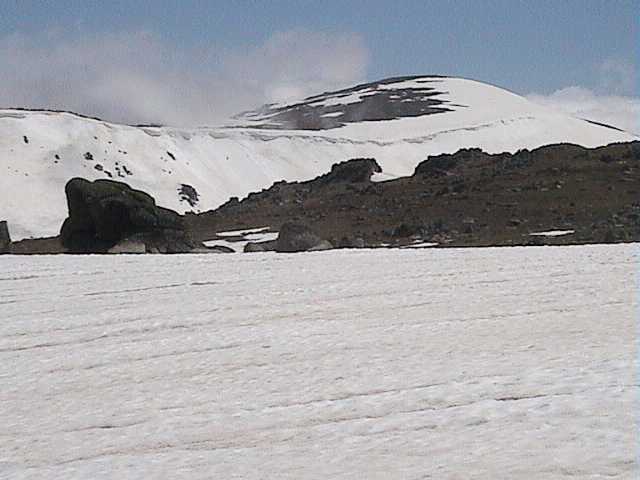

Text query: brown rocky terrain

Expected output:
[186,141,640,248]
[4,140,639,253]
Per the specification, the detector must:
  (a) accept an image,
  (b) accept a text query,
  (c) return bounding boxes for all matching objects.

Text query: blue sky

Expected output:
[0,0,637,126]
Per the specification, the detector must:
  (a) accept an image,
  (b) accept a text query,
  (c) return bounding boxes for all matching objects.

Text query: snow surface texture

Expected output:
[1,76,638,240]
[1,244,638,479]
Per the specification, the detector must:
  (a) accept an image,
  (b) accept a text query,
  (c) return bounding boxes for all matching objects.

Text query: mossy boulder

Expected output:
[60,178,196,253]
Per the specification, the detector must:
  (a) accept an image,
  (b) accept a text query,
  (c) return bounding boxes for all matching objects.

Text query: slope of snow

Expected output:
[1,76,638,240]
[0,245,637,479]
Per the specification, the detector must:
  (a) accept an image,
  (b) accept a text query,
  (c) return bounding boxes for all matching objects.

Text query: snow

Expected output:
[1,76,638,240]
[530,230,576,237]
[203,231,278,252]
[320,111,344,118]
[400,241,439,248]
[0,244,637,479]
[214,227,270,237]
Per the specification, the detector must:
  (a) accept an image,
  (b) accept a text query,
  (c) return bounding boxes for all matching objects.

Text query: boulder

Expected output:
[275,222,333,253]
[314,158,382,186]
[414,148,485,177]
[190,245,235,254]
[337,236,366,248]
[244,240,277,253]
[0,221,11,253]
[108,237,147,254]
[60,178,196,253]
[308,240,334,251]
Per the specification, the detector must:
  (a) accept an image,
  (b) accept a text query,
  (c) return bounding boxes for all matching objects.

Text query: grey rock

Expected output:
[308,240,334,251]
[244,240,277,253]
[275,222,332,253]
[191,245,235,254]
[60,178,195,253]
[108,237,147,254]
[0,221,11,254]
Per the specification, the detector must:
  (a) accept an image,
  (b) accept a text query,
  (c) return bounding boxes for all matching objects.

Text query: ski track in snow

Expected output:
[0,245,638,479]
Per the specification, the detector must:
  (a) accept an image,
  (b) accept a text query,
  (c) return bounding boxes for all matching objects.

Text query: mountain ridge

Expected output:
[1,75,637,240]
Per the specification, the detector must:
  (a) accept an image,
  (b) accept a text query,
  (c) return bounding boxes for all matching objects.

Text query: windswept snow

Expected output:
[1,76,638,240]
[1,245,637,479]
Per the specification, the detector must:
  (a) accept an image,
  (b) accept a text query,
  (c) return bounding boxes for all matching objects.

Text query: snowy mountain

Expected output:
[1,75,637,240]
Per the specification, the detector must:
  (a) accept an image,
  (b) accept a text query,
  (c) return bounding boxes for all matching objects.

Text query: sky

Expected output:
[0,0,637,130]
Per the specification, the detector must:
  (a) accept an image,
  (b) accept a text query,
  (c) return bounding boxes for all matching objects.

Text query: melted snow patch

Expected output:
[530,230,575,237]
[204,230,278,252]
[401,242,439,248]
[215,226,270,237]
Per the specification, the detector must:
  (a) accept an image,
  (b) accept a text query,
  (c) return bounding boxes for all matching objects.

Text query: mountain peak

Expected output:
[235,75,460,130]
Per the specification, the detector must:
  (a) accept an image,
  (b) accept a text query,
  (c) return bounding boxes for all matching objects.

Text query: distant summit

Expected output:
[235,75,456,130]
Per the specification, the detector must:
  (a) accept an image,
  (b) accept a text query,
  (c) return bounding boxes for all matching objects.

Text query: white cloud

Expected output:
[527,87,640,135]
[0,29,369,127]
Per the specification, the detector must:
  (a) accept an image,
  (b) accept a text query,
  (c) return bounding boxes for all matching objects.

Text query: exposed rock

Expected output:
[314,158,382,186]
[60,178,196,253]
[392,223,425,238]
[178,184,200,208]
[244,240,277,253]
[0,221,11,253]
[7,236,63,254]
[308,240,334,251]
[190,245,235,254]
[234,75,453,130]
[337,236,366,249]
[181,141,640,249]
[108,237,146,254]
[275,222,332,253]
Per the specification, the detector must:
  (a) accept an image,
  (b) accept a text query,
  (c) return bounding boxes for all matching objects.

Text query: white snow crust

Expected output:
[1,76,638,240]
[0,244,637,478]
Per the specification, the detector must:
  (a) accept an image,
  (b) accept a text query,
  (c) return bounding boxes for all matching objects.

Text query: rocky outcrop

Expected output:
[188,141,640,248]
[313,158,382,186]
[275,222,333,253]
[60,178,196,253]
[244,240,278,253]
[0,221,11,253]
[108,237,147,254]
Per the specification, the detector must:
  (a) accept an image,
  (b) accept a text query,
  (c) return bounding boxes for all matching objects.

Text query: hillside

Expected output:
[188,141,640,248]
[1,76,637,240]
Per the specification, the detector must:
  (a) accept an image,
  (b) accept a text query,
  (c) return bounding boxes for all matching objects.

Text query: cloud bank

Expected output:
[1,29,636,134]
[527,58,638,135]
[527,87,639,136]
[0,29,369,127]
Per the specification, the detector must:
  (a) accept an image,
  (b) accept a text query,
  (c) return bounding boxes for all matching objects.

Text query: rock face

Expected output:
[314,158,382,186]
[60,178,196,253]
[244,240,277,253]
[108,237,147,254]
[275,223,332,253]
[0,221,11,253]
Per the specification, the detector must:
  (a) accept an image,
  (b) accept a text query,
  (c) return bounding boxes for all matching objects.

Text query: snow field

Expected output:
[0,244,638,478]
